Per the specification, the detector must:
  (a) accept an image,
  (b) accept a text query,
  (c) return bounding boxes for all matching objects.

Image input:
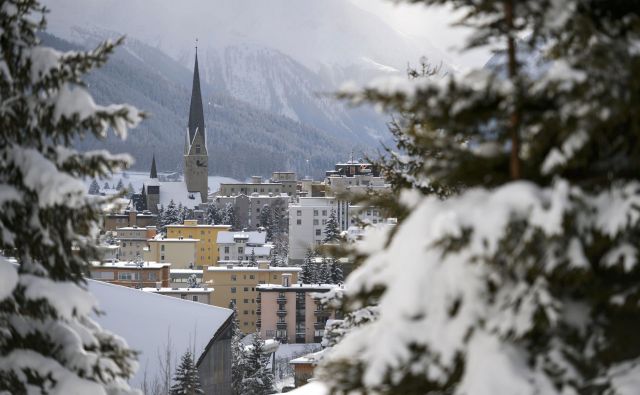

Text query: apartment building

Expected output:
[218,176,283,197]
[288,197,386,262]
[257,279,339,344]
[142,286,213,304]
[212,193,289,231]
[89,261,170,288]
[216,231,272,262]
[102,208,156,232]
[144,237,199,269]
[116,226,157,260]
[202,263,301,334]
[166,220,231,267]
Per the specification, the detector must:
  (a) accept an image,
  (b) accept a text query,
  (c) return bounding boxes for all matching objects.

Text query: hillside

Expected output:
[42,33,360,179]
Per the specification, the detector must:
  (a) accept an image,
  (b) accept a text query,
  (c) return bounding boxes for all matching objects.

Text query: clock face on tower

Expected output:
[196,159,207,168]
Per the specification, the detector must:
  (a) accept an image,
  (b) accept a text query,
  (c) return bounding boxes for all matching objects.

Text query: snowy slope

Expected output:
[89,280,232,388]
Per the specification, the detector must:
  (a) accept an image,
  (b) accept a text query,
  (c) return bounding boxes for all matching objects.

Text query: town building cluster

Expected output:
[89,48,395,391]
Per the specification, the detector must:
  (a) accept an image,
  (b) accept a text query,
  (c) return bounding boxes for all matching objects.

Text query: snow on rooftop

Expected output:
[207,265,302,272]
[148,237,199,242]
[283,381,328,395]
[217,231,267,244]
[88,280,232,388]
[91,260,169,269]
[170,269,203,274]
[157,181,202,210]
[289,349,328,365]
[141,287,213,294]
[257,283,339,291]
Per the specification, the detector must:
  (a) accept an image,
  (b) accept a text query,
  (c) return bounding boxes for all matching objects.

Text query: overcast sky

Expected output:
[349,0,492,69]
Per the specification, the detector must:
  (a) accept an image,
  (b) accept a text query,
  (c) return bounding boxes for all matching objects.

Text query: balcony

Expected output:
[256,319,261,328]
[256,307,261,316]
[276,322,287,330]
[277,310,287,317]
[276,296,287,304]
[314,309,331,317]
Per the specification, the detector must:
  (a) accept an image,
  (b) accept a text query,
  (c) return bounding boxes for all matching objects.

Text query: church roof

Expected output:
[149,154,157,179]
[187,49,205,144]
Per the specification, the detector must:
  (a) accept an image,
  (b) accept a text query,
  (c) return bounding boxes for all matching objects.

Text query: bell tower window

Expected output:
[196,144,201,154]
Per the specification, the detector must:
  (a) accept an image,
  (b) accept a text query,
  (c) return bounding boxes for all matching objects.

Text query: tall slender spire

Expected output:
[188,42,205,144]
[150,153,157,179]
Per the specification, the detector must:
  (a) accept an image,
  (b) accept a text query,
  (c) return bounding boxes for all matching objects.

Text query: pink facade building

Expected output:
[257,277,340,344]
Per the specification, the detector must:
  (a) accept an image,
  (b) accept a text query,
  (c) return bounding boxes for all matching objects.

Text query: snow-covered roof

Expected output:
[207,266,302,272]
[289,349,327,365]
[91,261,170,269]
[88,280,232,388]
[156,181,202,210]
[283,381,328,394]
[141,287,213,294]
[257,283,339,291]
[216,231,267,245]
[170,269,203,274]
[148,237,199,242]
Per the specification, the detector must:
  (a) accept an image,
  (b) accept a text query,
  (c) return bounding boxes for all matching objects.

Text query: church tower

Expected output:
[184,46,208,202]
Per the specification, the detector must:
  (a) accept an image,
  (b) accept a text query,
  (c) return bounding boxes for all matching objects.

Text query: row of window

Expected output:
[91,271,158,281]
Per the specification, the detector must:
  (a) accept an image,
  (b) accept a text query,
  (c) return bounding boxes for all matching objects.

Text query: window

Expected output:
[231,287,236,294]
[259,280,265,284]
[225,256,229,260]
[313,219,319,225]
[313,210,318,216]
[243,310,249,315]
[244,287,249,292]
[249,275,255,280]
[238,247,244,254]
[231,274,237,281]
[231,298,236,305]
[297,210,302,216]
[122,242,127,247]
[322,219,327,225]
[315,229,321,236]
[148,272,158,281]
[224,246,229,253]
[244,299,249,303]
[192,296,198,302]
[160,254,165,261]
[195,144,201,154]
[160,245,165,252]
[296,219,301,225]
[118,272,140,281]
[273,275,277,279]
[91,271,114,280]
[322,210,327,216]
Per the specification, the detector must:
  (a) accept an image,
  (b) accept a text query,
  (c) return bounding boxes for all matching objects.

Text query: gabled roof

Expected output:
[88,280,232,387]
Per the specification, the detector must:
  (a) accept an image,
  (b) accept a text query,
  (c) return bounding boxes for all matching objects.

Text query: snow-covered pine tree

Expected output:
[328,257,343,284]
[0,1,142,393]
[230,304,247,395]
[221,202,235,229]
[248,248,257,266]
[126,182,134,198]
[316,1,640,394]
[169,350,204,395]
[258,204,273,240]
[242,331,274,395]
[186,274,199,288]
[103,181,110,190]
[318,258,331,284]
[322,209,340,244]
[164,199,180,226]
[205,204,221,225]
[300,249,315,284]
[116,178,124,190]
[88,179,101,195]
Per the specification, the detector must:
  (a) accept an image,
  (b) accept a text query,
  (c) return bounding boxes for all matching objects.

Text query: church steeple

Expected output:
[187,45,205,144]
[149,154,157,179]
[183,41,209,203]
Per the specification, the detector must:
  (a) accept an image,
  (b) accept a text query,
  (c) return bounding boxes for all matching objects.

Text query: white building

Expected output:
[216,231,273,262]
[288,197,385,262]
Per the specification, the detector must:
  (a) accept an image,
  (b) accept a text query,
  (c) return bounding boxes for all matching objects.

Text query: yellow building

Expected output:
[166,220,230,268]
[144,237,199,269]
[203,262,301,334]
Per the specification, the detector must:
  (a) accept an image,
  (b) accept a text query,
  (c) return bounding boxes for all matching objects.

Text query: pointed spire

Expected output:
[188,42,205,143]
[150,154,157,179]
